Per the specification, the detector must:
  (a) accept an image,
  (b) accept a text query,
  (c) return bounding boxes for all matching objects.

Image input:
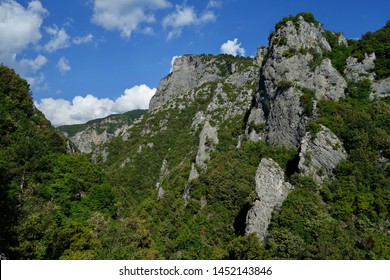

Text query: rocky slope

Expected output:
[58,110,146,153]
[59,13,390,259]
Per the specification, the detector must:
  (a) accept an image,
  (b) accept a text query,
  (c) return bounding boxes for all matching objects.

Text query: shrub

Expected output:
[278,80,294,90]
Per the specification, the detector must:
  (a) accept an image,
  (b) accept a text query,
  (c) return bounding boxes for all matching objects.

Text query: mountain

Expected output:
[0,66,116,260]
[58,110,147,153]
[1,13,390,260]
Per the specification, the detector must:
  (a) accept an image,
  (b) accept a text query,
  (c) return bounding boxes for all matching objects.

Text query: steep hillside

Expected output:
[0,66,116,259]
[89,13,390,259]
[58,110,147,153]
[2,13,390,260]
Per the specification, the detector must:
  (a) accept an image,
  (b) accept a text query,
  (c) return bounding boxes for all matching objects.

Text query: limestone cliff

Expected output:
[245,158,293,241]
[298,125,347,184]
[58,110,146,153]
[248,15,347,148]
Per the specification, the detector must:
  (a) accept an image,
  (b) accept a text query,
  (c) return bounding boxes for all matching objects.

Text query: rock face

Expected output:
[262,18,345,100]
[265,87,306,147]
[195,121,219,168]
[344,53,376,82]
[62,129,110,154]
[149,55,221,110]
[372,76,390,99]
[58,110,146,153]
[248,16,347,148]
[254,46,268,66]
[298,125,347,184]
[246,158,293,241]
[150,54,259,114]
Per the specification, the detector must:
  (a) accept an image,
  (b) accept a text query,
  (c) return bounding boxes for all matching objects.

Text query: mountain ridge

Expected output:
[1,12,389,260]
[58,109,147,153]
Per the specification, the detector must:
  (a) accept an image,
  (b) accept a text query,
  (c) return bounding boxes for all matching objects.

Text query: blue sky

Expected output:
[1,0,389,126]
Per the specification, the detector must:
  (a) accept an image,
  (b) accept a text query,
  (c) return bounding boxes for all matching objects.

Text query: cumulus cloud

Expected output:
[0,0,47,69]
[220,38,246,56]
[91,0,171,38]
[163,4,216,39]
[73,33,94,45]
[35,85,156,126]
[57,57,71,74]
[44,25,71,52]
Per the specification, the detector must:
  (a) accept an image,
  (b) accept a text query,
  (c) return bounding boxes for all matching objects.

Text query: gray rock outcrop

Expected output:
[254,46,268,66]
[195,121,219,168]
[149,55,221,110]
[246,158,293,241]
[344,53,376,82]
[298,125,347,184]
[265,87,306,147]
[251,16,347,148]
[63,129,110,154]
[371,76,390,99]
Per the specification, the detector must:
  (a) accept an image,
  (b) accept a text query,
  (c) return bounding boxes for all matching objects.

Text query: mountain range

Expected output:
[1,13,389,260]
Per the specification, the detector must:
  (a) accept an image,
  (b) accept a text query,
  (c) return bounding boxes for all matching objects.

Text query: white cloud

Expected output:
[25,72,45,88]
[207,0,221,9]
[220,38,246,56]
[35,85,156,126]
[115,85,156,112]
[91,0,171,38]
[73,33,94,45]
[20,54,48,72]
[44,25,71,52]
[163,4,216,39]
[57,57,71,74]
[0,0,47,70]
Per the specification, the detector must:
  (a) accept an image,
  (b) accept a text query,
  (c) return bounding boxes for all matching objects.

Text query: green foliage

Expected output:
[308,49,323,70]
[325,44,351,73]
[272,36,288,46]
[305,122,322,139]
[243,141,298,172]
[84,184,116,217]
[227,233,263,259]
[352,21,390,79]
[275,12,320,31]
[282,48,297,58]
[0,65,68,257]
[12,153,115,259]
[247,121,265,134]
[324,31,341,48]
[277,80,294,90]
[298,87,316,116]
[346,79,372,100]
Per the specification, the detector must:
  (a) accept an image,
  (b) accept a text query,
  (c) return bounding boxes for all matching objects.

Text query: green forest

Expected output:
[0,14,389,260]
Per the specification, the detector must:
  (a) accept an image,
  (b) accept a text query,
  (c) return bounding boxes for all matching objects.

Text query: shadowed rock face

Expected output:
[245,158,293,241]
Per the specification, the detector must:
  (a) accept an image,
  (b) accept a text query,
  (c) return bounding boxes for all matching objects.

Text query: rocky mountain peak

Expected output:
[270,14,331,54]
[247,13,350,148]
[149,54,259,111]
[149,54,221,110]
